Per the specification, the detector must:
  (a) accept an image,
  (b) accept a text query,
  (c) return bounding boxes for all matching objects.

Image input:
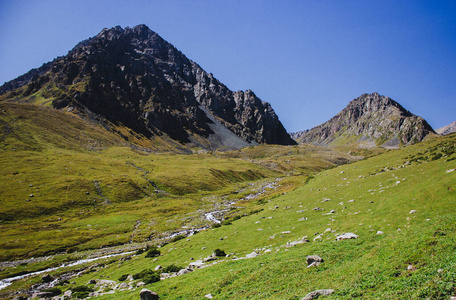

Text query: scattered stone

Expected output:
[204,294,213,299]
[246,251,258,259]
[313,234,322,241]
[437,268,443,273]
[140,289,160,300]
[446,169,455,173]
[189,260,205,269]
[299,217,308,221]
[324,228,332,233]
[264,249,272,254]
[29,194,34,197]
[287,237,310,247]
[407,265,416,272]
[376,231,384,235]
[347,199,355,203]
[203,255,217,263]
[64,290,72,298]
[313,207,323,211]
[154,265,162,271]
[88,279,97,285]
[306,255,324,268]
[301,289,335,300]
[177,268,193,276]
[409,210,417,214]
[281,231,292,234]
[137,282,145,287]
[330,210,336,214]
[336,233,358,241]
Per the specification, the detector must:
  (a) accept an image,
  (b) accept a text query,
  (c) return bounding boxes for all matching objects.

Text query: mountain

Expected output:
[0,25,296,150]
[295,92,435,148]
[436,121,456,135]
[289,129,308,142]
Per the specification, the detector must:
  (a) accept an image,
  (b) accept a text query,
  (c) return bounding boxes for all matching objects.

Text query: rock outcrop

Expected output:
[436,121,456,135]
[295,93,435,148]
[0,25,295,150]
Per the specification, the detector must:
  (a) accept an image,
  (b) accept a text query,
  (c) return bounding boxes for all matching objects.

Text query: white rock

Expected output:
[205,294,213,299]
[313,234,322,241]
[410,210,417,214]
[336,233,358,241]
[246,251,258,259]
[376,231,384,235]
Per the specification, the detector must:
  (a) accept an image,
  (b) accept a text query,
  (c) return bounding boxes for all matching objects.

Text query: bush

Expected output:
[212,223,221,228]
[136,248,145,255]
[118,274,129,281]
[162,264,182,273]
[133,269,160,284]
[44,287,62,296]
[72,285,94,299]
[214,249,226,257]
[145,246,160,258]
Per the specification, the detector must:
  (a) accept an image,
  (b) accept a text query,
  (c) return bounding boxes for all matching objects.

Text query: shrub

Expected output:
[133,269,160,284]
[72,285,94,299]
[44,287,62,296]
[214,249,226,257]
[145,246,160,258]
[118,274,129,281]
[162,264,182,273]
[212,223,221,228]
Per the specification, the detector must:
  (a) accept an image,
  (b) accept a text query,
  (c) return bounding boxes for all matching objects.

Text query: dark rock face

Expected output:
[0,25,295,149]
[296,93,435,147]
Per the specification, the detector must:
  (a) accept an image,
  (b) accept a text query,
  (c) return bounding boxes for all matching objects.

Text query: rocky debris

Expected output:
[287,237,310,247]
[336,233,358,241]
[407,265,417,272]
[409,210,417,214]
[188,260,205,269]
[313,234,322,241]
[306,255,324,268]
[203,254,218,263]
[377,231,384,235]
[140,289,160,300]
[177,268,193,276]
[296,92,435,147]
[313,207,323,211]
[204,294,214,299]
[154,265,162,271]
[301,289,335,300]
[246,251,259,259]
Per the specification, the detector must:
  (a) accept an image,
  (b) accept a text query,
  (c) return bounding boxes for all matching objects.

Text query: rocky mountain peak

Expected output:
[0,25,296,150]
[296,92,435,148]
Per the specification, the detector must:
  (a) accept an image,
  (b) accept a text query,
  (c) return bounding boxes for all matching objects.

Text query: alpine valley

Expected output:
[0,25,455,300]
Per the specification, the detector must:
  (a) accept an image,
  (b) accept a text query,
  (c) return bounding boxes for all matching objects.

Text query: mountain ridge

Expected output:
[294,92,435,148]
[0,25,296,150]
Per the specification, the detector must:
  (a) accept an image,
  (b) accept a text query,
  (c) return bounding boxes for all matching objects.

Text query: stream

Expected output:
[0,251,135,290]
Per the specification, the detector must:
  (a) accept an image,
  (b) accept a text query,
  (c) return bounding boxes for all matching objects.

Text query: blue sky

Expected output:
[1,1,455,132]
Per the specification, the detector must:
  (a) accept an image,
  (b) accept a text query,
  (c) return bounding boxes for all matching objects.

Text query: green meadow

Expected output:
[1,102,455,299]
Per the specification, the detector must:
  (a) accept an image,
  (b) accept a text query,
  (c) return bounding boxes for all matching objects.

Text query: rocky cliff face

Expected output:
[296,93,435,148]
[0,25,295,149]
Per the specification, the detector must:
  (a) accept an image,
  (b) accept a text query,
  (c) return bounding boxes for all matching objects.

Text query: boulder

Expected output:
[140,289,160,300]
[154,265,162,271]
[302,289,335,300]
[177,268,192,276]
[246,251,258,259]
[306,255,324,268]
[336,233,358,241]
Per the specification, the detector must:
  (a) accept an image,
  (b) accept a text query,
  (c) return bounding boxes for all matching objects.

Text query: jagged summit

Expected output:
[295,92,435,148]
[0,24,296,150]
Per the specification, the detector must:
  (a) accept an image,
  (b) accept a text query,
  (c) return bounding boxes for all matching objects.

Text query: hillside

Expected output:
[296,92,435,148]
[0,25,295,150]
[0,132,454,298]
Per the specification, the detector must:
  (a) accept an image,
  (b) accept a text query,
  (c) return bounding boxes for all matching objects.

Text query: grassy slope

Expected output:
[60,133,455,299]
[0,102,354,265]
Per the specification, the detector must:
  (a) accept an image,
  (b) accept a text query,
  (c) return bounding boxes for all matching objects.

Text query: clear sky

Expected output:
[1,0,455,132]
